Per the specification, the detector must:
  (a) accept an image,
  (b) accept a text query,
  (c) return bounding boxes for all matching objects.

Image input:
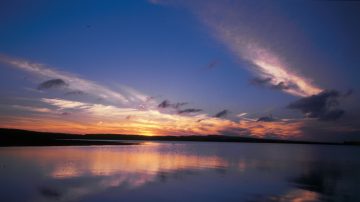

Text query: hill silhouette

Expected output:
[1,128,358,147]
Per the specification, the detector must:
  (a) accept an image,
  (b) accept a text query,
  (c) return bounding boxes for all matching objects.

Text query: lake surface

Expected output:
[0,142,359,202]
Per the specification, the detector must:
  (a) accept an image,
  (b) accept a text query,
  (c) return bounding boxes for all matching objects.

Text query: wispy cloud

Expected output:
[236,113,248,117]
[0,54,147,105]
[152,1,323,97]
[12,105,52,113]
[0,53,308,138]
[42,98,91,109]
[202,10,322,97]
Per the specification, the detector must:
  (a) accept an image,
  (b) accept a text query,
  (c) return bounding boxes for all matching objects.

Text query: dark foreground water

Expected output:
[0,142,359,202]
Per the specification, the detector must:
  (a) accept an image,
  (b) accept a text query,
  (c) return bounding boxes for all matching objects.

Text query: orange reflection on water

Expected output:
[269,189,319,202]
[6,144,228,180]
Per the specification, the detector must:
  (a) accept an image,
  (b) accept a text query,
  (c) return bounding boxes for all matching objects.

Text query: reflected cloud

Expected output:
[3,144,230,201]
[1,143,360,202]
[266,189,319,202]
[9,144,228,178]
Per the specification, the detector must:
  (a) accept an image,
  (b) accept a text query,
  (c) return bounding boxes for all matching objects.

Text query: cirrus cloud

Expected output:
[0,54,145,106]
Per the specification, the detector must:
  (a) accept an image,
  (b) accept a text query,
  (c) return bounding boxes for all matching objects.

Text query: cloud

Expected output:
[38,79,68,90]
[246,54,321,97]
[0,54,148,106]
[238,119,304,139]
[35,98,229,135]
[287,90,345,121]
[251,77,300,92]
[42,98,89,109]
[157,1,323,97]
[251,77,272,86]
[12,105,52,113]
[41,98,139,120]
[178,108,202,114]
[158,100,171,108]
[214,110,228,118]
[256,115,276,122]
[2,97,308,139]
[158,100,188,109]
[157,99,190,114]
[236,113,248,117]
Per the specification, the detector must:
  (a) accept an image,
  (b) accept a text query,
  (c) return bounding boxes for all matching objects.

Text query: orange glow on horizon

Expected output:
[0,98,305,138]
[0,113,304,139]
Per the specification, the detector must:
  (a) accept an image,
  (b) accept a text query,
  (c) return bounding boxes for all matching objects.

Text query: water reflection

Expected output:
[0,143,359,202]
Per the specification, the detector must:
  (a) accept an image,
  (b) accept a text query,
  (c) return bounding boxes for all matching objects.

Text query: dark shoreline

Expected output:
[0,128,359,147]
[0,128,138,147]
[0,139,137,147]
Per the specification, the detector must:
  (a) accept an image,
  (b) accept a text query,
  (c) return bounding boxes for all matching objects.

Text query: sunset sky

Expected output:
[1,0,360,141]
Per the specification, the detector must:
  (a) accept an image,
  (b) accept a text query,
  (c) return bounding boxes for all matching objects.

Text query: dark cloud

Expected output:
[256,115,276,122]
[287,90,345,121]
[158,100,200,115]
[158,100,171,108]
[38,79,68,90]
[178,108,202,114]
[196,118,206,122]
[251,77,272,85]
[158,100,188,109]
[214,110,229,118]
[251,77,299,91]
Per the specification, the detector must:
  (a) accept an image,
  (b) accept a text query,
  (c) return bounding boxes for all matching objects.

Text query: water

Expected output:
[0,142,359,202]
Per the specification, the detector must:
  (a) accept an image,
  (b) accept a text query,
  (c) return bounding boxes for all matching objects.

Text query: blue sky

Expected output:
[0,0,359,141]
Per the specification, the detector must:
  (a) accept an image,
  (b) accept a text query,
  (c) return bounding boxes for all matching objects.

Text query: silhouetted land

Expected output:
[0,128,359,147]
[0,128,137,147]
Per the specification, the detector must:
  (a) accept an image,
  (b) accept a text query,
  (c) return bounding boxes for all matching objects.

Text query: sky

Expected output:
[0,0,360,141]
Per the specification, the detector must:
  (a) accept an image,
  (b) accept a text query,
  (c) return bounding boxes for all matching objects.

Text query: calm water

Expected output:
[0,142,359,202]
